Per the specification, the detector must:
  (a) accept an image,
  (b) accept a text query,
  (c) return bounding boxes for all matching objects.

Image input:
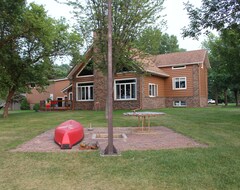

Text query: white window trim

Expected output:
[172,77,187,90]
[68,92,73,101]
[172,65,186,70]
[173,101,187,107]
[114,78,137,101]
[149,83,158,97]
[77,75,94,78]
[76,81,94,102]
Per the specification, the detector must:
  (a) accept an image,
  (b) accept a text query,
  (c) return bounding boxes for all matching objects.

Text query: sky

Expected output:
[28,0,205,51]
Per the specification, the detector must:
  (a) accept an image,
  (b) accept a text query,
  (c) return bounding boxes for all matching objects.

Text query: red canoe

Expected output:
[54,120,84,149]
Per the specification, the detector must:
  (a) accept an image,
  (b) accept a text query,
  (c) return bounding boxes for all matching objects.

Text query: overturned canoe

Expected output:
[54,120,84,149]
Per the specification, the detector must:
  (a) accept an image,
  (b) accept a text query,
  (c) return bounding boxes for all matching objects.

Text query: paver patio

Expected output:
[11,126,207,153]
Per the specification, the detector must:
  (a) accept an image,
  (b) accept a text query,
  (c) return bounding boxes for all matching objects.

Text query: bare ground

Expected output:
[11,126,207,153]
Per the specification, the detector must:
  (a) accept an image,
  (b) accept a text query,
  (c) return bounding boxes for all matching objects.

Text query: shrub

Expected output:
[20,98,30,110]
[33,103,40,112]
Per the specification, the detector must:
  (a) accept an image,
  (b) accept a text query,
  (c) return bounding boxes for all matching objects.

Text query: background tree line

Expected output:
[183,0,240,106]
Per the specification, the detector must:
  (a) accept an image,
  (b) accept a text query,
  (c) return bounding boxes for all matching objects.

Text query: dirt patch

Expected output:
[11,127,207,153]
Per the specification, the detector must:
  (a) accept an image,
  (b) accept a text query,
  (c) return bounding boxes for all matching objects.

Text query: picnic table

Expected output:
[123,112,165,131]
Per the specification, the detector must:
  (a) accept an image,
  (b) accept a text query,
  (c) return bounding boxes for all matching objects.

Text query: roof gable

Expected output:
[67,46,93,79]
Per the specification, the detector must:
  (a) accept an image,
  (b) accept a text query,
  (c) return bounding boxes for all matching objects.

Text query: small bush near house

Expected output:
[33,103,40,112]
[20,98,30,110]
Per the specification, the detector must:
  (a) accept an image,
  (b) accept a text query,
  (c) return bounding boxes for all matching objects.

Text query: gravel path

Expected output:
[11,126,207,153]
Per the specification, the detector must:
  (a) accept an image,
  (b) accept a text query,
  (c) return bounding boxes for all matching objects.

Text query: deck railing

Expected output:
[40,100,73,111]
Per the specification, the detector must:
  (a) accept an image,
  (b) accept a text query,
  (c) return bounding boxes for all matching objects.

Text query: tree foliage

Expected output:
[134,27,185,55]
[203,31,240,106]
[0,0,82,118]
[182,0,240,38]
[67,0,165,73]
[52,64,71,79]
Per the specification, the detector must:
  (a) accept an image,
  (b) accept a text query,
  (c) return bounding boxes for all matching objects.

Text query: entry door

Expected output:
[57,97,63,107]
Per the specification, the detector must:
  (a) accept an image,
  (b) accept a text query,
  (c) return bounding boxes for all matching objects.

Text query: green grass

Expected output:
[0,107,240,190]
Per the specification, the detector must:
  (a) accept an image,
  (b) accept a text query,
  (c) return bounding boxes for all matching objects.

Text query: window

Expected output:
[77,82,94,101]
[173,101,186,107]
[114,79,137,100]
[173,77,187,90]
[149,83,158,97]
[77,60,94,77]
[172,65,186,70]
[69,92,73,101]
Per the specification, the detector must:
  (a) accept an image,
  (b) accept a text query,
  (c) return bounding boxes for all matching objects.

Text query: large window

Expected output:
[149,83,158,97]
[172,77,187,90]
[77,82,94,101]
[114,79,137,100]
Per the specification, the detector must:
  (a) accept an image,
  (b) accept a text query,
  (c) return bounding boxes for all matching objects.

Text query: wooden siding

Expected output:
[143,75,165,97]
[161,65,194,97]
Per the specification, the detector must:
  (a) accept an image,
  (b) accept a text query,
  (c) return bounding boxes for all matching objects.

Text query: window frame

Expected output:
[149,83,158,97]
[173,101,187,107]
[114,78,137,101]
[68,92,73,101]
[76,82,94,101]
[172,65,186,70]
[172,77,187,90]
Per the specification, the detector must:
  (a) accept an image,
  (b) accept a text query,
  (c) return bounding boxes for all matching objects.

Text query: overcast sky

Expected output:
[28,0,204,51]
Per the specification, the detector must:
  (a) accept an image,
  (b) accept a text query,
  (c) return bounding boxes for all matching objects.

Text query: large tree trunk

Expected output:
[224,89,228,106]
[234,90,239,106]
[3,89,15,118]
[215,92,219,106]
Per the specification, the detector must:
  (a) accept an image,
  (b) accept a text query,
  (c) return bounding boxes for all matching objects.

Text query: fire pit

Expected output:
[92,133,127,139]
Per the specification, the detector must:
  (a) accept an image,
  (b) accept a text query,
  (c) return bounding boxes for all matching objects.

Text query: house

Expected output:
[62,48,210,110]
[26,78,70,109]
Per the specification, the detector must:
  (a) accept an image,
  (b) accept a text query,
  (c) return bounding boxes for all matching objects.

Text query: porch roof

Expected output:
[61,84,72,93]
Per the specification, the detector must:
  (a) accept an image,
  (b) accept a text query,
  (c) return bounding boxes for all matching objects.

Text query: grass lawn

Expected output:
[0,107,240,190]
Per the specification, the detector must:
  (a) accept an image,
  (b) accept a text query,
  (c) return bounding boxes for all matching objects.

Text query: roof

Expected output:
[61,84,72,93]
[154,49,210,68]
[49,78,69,82]
[140,56,169,77]
[131,50,169,77]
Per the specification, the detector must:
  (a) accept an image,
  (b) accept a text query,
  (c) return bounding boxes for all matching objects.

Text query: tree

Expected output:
[51,64,71,79]
[134,27,185,55]
[182,0,240,38]
[0,1,82,118]
[220,29,240,106]
[67,0,165,73]
[202,32,240,106]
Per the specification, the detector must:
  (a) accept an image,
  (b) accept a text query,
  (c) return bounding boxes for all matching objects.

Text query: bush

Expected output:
[20,98,30,110]
[33,103,40,112]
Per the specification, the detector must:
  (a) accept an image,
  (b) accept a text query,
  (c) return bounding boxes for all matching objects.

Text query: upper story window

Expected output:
[76,82,94,101]
[77,60,94,77]
[114,78,137,100]
[172,77,187,90]
[149,83,158,97]
[172,65,186,70]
